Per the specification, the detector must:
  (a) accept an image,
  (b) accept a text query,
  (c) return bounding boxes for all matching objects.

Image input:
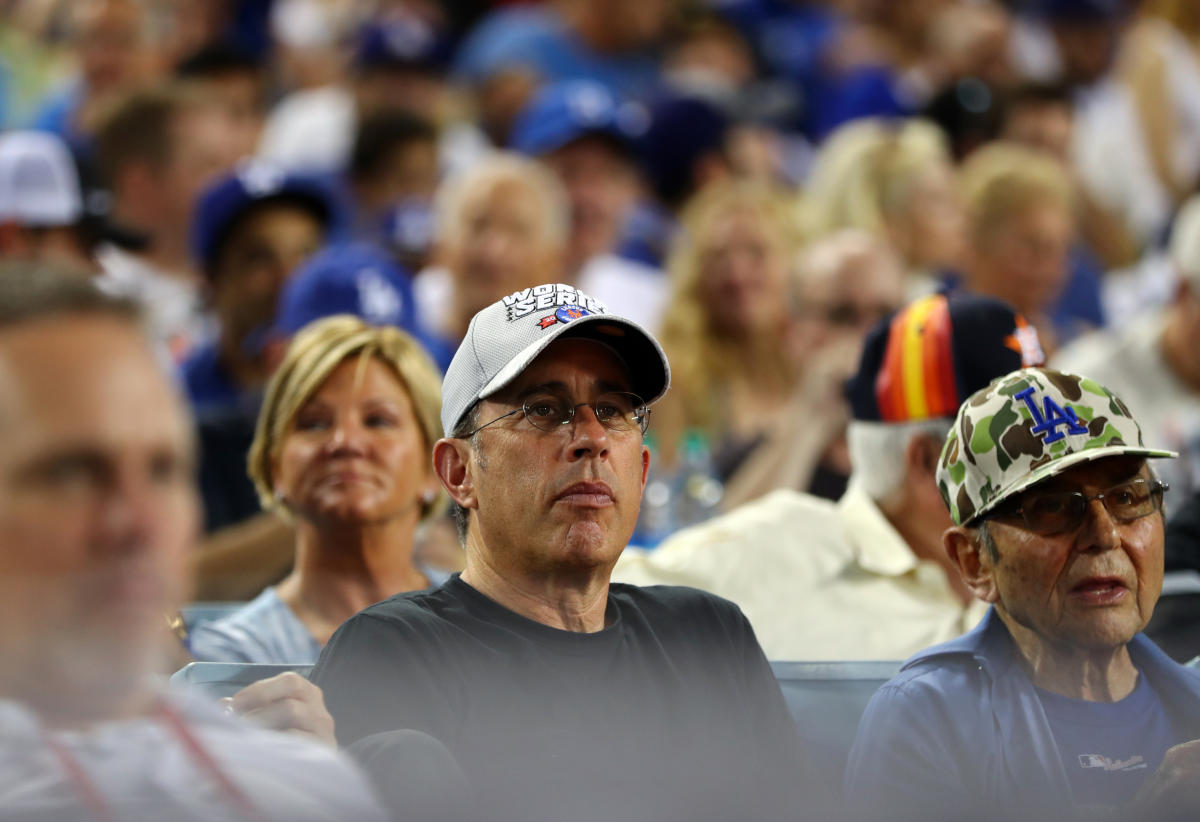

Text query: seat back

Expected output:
[771,660,901,790]
[170,662,313,700]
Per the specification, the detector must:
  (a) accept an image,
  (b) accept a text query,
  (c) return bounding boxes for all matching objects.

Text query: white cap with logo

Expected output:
[440,283,671,434]
[0,131,83,226]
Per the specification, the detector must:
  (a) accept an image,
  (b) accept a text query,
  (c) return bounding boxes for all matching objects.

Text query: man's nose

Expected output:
[566,404,610,459]
[1077,497,1121,552]
[97,471,160,554]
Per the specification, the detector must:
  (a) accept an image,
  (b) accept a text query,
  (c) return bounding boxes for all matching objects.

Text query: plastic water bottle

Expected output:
[673,430,724,529]
[634,433,676,547]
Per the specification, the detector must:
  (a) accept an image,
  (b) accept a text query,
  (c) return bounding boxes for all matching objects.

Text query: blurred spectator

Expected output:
[624,92,734,268]
[259,10,487,177]
[190,315,447,664]
[510,80,666,326]
[920,0,1015,159]
[1054,194,1200,500]
[0,130,99,272]
[1114,0,1200,220]
[184,161,337,532]
[957,140,1094,352]
[91,83,244,361]
[174,42,268,162]
[804,117,966,298]
[453,0,678,102]
[997,80,1140,270]
[415,152,565,364]
[346,108,440,243]
[0,262,389,821]
[616,294,1042,660]
[30,0,164,143]
[651,180,808,485]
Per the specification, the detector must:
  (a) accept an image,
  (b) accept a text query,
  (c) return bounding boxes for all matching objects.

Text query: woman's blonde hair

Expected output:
[805,117,951,237]
[248,315,446,520]
[658,179,804,437]
[958,141,1074,242]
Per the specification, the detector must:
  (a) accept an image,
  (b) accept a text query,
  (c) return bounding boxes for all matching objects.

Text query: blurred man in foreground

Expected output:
[0,263,385,821]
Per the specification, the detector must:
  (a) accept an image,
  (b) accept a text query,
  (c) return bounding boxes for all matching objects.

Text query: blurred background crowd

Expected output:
[3,0,1200,601]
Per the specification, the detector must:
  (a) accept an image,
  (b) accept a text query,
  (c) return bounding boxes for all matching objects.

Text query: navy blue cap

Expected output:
[845,293,1045,423]
[510,81,646,157]
[275,242,420,338]
[353,16,452,72]
[191,161,338,274]
[1036,0,1127,21]
[636,94,730,207]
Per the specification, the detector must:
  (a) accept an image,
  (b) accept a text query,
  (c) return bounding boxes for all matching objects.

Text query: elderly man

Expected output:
[616,293,1042,660]
[846,367,1200,821]
[312,282,804,822]
[0,263,386,820]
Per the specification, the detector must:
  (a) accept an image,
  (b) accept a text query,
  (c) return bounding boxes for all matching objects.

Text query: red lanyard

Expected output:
[42,701,265,822]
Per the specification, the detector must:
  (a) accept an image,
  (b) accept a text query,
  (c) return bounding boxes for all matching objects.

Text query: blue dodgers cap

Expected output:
[509,80,646,157]
[191,161,339,274]
[275,242,420,337]
[441,282,670,434]
[353,15,452,71]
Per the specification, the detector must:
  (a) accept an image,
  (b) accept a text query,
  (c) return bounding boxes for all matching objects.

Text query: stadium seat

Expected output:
[770,660,901,789]
[170,662,313,700]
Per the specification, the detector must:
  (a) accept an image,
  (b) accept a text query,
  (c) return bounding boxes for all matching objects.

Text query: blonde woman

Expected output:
[189,316,446,663]
[805,117,966,298]
[653,180,806,483]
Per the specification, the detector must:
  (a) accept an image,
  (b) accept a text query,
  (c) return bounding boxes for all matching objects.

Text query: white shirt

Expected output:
[96,244,214,366]
[0,688,387,821]
[613,483,988,660]
[1053,310,1200,497]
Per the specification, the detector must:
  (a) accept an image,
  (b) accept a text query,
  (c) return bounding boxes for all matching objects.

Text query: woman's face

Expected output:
[273,356,434,527]
[890,163,967,272]
[697,207,789,336]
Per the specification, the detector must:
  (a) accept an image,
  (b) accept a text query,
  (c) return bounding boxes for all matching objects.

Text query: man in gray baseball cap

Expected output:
[312,282,804,822]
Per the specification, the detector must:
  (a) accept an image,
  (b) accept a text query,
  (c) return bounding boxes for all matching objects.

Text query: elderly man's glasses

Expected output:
[458,391,650,437]
[988,477,1168,536]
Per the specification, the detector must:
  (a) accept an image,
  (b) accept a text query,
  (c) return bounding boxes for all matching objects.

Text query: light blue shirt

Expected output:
[188,587,322,665]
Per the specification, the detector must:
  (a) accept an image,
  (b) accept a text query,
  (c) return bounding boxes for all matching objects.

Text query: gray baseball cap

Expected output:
[441,283,671,434]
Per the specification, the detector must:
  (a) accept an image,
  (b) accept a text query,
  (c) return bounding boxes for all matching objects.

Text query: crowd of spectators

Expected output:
[5,0,1200,819]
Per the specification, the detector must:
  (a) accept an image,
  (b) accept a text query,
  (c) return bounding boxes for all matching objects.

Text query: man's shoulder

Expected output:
[608,582,756,643]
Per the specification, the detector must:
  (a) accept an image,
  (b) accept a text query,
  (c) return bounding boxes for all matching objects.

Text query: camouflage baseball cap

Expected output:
[937,367,1176,526]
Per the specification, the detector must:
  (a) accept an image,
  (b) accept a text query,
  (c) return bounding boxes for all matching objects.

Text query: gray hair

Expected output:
[449,403,482,545]
[0,261,142,329]
[846,417,954,502]
[433,151,570,251]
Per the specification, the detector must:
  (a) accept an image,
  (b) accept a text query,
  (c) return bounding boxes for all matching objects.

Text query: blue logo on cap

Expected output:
[556,304,590,324]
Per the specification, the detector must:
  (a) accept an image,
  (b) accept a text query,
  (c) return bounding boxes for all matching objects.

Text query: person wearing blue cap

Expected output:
[510,80,666,330]
[181,161,339,534]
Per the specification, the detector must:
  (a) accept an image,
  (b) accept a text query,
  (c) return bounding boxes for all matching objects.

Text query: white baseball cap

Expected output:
[441,283,671,434]
[0,131,83,226]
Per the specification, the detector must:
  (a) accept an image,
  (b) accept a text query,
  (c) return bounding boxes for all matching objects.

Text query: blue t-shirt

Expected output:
[1038,674,1179,806]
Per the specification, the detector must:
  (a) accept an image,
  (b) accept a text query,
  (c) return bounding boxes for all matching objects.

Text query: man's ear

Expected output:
[905,433,942,483]
[640,443,650,490]
[945,525,999,603]
[433,438,478,510]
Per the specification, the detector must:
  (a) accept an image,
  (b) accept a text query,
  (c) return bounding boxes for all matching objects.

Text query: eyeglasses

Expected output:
[986,477,1168,536]
[457,391,650,437]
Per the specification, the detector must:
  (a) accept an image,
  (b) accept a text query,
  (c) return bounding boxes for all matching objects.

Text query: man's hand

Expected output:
[1128,739,1200,819]
[224,672,337,748]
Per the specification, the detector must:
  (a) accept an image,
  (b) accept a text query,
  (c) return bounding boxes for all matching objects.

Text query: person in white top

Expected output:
[615,293,1044,660]
[0,262,386,821]
[1054,194,1200,499]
